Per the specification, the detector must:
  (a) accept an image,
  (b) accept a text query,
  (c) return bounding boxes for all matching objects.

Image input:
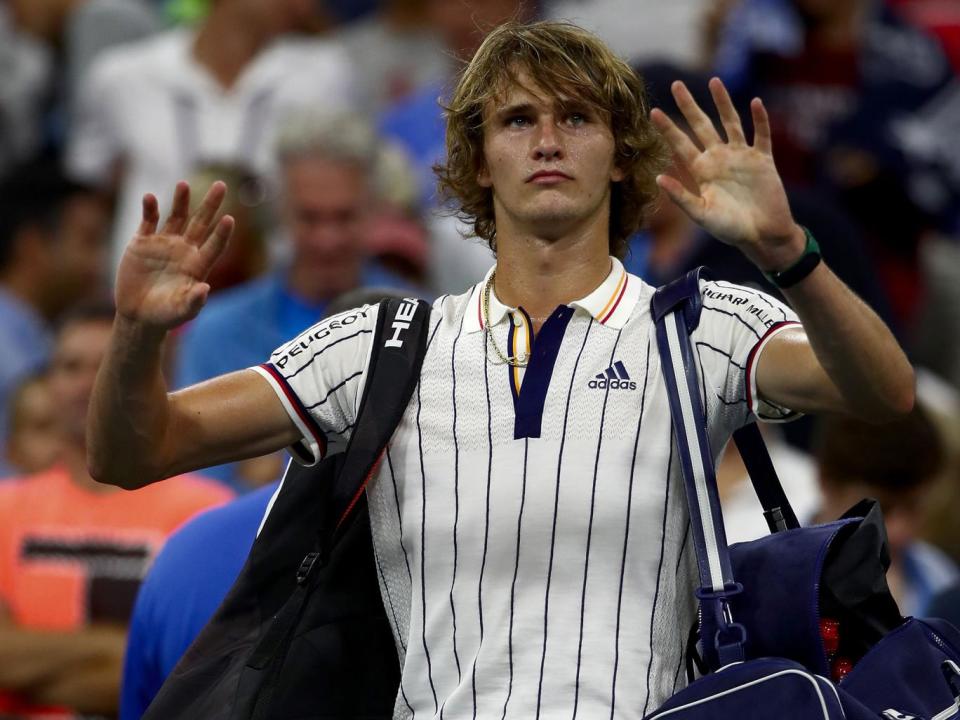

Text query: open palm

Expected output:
[116,181,234,330]
[651,79,803,270]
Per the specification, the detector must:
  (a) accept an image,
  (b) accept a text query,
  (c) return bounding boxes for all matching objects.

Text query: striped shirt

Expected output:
[252,258,800,719]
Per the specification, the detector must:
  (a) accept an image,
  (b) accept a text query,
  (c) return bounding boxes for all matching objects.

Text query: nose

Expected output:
[532,119,563,161]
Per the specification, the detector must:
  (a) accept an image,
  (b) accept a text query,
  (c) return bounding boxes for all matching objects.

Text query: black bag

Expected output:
[143,297,429,720]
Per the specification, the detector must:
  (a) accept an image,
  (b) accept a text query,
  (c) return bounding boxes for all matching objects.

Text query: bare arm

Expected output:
[0,606,125,714]
[651,79,914,421]
[88,182,300,489]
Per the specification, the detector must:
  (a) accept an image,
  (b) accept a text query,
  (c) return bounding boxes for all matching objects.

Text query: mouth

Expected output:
[526,170,572,185]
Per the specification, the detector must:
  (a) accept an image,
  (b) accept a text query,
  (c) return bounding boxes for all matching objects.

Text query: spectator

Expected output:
[173,110,418,488]
[711,0,958,325]
[335,0,447,117]
[812,406,957,617]
[121,286,412,718]
[0,302,232,718]
[120,480,278,719]
[0,159,108,473]
[0,5,53,178]
[4,374,61,477]
[67,0,355,274]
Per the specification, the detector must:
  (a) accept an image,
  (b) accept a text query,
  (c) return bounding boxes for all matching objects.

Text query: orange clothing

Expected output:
[0,466,233,629]
[0,466,232,718]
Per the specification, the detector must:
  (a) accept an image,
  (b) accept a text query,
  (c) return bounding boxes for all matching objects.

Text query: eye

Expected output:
[566,112,588,127]
[505,115,531,128]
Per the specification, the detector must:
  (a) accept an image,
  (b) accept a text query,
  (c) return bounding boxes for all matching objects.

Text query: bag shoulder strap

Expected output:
[329,296,432,533]
[653,268,798,668]
[244,297,430,695]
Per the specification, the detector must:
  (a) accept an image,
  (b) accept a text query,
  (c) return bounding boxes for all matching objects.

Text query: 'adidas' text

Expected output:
[588,361,637,390]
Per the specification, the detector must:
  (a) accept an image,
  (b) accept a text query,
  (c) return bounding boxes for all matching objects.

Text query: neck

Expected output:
[491,215,612,326]
[193,5,274,88]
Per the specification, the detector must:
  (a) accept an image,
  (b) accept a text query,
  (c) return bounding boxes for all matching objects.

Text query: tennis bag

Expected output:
[646,268,960,720]
[143,297,428,720]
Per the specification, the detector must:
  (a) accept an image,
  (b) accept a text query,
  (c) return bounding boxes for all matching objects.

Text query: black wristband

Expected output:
[764,228,821,289]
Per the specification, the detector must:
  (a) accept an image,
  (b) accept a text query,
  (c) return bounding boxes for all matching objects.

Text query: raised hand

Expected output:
[650,78,806,271]
[115,181,234,330]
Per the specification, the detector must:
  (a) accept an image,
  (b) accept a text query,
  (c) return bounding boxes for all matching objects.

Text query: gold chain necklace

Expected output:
[482,271,530,367]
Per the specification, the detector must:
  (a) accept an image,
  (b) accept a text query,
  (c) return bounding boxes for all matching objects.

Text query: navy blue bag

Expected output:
[646,268,960,720]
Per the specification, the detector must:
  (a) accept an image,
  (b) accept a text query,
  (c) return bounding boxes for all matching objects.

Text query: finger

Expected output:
[137,194,160,236]
[650,108,701,165]
[708,77,746,145]
[161,181,191,235]
[750,98,773,155]
[182,282,211,322]
[656,173,705,224]
[193,214,234,276]
[671,81,722,148]
[184,181,227,246]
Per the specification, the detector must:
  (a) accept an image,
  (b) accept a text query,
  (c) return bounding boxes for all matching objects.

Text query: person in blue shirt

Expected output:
[119,480,277,720]
[174,110,418,488]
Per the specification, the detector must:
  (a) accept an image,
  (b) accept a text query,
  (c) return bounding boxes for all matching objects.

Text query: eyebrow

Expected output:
[492,102,537,119]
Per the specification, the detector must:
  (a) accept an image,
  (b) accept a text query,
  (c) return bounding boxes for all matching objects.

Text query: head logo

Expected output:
[384,299,418,349]
[588,360,637,390]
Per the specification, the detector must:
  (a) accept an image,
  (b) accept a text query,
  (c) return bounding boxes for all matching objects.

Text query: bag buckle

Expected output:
[296,551,320,585]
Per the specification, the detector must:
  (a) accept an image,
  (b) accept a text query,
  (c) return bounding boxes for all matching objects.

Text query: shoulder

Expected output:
[182,276,277,337]
[0,469,65,517]
[86,28,186,82]
[164,483,274,552]
[258,37,352,88]
[269,302,380,374]
[697,279,794,336]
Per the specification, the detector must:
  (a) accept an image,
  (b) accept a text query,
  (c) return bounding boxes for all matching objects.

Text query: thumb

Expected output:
[183,282,211,321]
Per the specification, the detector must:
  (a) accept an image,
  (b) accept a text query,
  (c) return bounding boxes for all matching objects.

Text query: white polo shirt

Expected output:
[253,258,800,719]
[66,28,354,273]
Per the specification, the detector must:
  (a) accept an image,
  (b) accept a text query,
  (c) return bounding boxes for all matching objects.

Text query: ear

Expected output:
[610,166,625,183]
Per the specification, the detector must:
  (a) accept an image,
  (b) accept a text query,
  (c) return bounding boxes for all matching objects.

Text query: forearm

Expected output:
[0,625,125,708]
[780,260,915,420]
[87,315,173,488]
[29,655,124,715]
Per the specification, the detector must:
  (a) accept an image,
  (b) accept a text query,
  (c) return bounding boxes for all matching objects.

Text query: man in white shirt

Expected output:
[87,21,914,718]
[66,0,354,272]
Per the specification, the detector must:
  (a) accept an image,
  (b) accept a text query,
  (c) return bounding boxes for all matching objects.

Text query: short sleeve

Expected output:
[251,304,378,466]
[692,280,802,423]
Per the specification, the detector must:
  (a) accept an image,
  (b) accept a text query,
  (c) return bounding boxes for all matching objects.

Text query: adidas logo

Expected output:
[588,361,637,390]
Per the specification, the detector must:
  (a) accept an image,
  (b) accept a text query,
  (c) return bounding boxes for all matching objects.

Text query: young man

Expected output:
[88,21,913,718]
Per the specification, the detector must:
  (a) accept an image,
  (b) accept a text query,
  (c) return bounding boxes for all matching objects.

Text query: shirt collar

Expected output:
[465,257,641,334]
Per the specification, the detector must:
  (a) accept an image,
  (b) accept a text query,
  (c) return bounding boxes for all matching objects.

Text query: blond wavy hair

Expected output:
[435,21,668,258]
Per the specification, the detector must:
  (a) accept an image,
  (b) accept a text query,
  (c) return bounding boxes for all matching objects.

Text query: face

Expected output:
[7,378,62,474]
[48,319,113,445]
[282,156,369,296]
[49,195,108,313]
[478,75,624,242]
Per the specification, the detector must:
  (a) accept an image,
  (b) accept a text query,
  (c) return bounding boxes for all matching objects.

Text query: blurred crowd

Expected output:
[0,0,958,717]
